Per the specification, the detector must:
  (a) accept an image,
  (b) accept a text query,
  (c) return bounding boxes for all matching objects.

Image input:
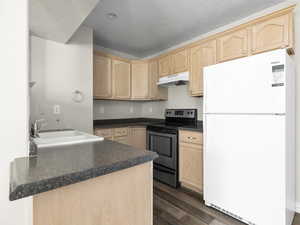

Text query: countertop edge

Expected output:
[9,152,157,201]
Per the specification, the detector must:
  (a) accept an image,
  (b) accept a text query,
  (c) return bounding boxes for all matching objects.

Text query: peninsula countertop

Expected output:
[10,140,158,201]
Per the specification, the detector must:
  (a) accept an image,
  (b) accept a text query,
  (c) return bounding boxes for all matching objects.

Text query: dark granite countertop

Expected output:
[10,140,158,201]
[94,118,164,129]
[179,121,203,132]
[94,118,203,132]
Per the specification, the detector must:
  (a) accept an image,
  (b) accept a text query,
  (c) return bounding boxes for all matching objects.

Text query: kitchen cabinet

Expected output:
[113,127,130,145]
[158,55,172,77]
[112,59,131,99]
[149,60,168,100]
[95,126,147,149]
[129,126,146,149]
[179,130,203,193]
[252,14,292,54]
[217,28,250,62]
[172,49,189,74]
[131,62,149,99]
[94,128,113,140]
[93,54,112,99]
[158,50,189,77]
[190,40,217,96]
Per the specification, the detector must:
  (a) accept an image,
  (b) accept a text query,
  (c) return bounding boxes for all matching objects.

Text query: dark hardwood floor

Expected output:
[153,181,300,225]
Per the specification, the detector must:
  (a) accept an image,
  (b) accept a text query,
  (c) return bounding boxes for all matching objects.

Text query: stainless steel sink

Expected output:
[33,130,104,148]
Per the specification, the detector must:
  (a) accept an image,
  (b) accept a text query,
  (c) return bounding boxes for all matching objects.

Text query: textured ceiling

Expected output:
[83,0,285,58]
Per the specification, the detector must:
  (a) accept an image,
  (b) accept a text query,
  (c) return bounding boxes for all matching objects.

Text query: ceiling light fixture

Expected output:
[106,12,118,20]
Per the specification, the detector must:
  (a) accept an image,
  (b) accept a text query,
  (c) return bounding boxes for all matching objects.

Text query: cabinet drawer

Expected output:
[114,127,129,137]
[179,130,203,145]
[94,128,113,138]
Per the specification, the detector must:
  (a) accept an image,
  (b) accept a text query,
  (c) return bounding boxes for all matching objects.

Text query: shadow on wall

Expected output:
[29,26,93,133]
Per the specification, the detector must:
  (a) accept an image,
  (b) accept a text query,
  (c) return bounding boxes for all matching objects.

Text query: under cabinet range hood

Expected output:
[157,71,189,86]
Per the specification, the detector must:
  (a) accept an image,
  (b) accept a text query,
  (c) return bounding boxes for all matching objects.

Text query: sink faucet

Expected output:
[31,119,45,138]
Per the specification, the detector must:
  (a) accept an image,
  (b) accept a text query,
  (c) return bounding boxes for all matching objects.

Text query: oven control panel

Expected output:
[165,109,197,119]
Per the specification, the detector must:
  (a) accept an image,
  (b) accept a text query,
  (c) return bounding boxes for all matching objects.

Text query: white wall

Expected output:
[30,26,94,133]
[0,0,32,225]
[94,100,143,119]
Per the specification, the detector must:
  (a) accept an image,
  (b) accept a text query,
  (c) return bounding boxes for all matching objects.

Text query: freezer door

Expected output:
[204,49,286,114]
[204,114,286,225]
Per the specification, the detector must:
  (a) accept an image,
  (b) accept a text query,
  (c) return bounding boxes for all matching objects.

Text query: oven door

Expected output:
[147,130,177,170]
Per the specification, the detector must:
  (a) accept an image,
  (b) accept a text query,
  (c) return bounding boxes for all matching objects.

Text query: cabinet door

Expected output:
[149,60,168,100]
[129,127,146,149]
[113,136,130,145]
[131,62,149,99]
[158,55,172,77]
[172,49,189,74]
[112,59,131,99]
[179,143,203,193]
[217,28,249,62]
[252,14,290,54]
[93,55,112,99]
[190,40,217,96]
[94,128,113,140]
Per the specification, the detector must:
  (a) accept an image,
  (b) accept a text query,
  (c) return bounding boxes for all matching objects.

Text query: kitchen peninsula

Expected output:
[10,140,157,225]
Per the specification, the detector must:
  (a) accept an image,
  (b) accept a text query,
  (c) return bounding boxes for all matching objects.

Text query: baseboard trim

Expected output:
[296,202,300,213]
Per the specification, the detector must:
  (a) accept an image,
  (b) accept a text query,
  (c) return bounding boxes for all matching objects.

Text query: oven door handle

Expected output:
[154,165,174,174]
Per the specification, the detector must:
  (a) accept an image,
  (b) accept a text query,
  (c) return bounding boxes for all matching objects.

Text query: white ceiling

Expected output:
[84,0,285,58]
[30,0,99,43]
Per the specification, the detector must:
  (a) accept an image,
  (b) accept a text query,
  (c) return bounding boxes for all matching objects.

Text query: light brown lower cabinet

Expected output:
[113,136,130,145]
[33,162,153,225]
[94,126,146,149]
[179,130,203,193]
[129,126,147,149]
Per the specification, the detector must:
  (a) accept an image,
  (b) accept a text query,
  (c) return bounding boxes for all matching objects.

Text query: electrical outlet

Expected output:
[149,107,153,113]
[130,106,134,113]
[53,105,60,115]
[99,106,104,114]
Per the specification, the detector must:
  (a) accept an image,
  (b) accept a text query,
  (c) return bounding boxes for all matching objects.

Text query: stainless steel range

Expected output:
[146,109,197,188]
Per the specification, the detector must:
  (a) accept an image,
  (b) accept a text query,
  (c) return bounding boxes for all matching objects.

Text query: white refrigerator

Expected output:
[203,49,295,225]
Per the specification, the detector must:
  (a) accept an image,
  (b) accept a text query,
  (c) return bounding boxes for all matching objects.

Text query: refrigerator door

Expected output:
[204,114,286,225]
[204,49,286,114]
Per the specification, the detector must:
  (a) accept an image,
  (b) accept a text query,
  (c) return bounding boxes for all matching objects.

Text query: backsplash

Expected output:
[166,85,203,120]
[93,100,143,119]
[93,85,203,120]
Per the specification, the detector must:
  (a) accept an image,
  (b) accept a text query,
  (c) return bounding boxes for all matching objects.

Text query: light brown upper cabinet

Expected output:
[112,59,131,99]
[252,14,292,54]
[172,49,189,74]
[131,62,149,99]
[94,54,112,99]
[149,60,168,100]
[190,40,217,96]
[158,55,172,77]
[217,28,250,63]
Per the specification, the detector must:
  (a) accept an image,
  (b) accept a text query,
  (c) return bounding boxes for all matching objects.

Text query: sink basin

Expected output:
[33,130,104,148]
